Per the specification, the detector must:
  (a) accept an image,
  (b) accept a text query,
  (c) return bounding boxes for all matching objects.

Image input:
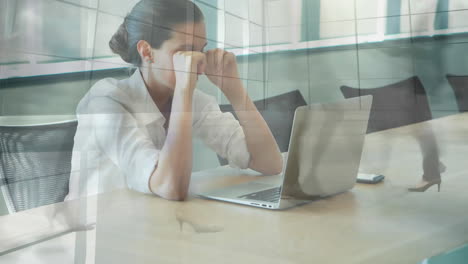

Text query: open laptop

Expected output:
[198,95,373,210]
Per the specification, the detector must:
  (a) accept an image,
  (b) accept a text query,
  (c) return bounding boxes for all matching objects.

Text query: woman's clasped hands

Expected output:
[172,49,241,96]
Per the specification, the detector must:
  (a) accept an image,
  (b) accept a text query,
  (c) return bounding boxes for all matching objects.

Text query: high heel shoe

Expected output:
[408,180,441,192]
[409,161,446,192]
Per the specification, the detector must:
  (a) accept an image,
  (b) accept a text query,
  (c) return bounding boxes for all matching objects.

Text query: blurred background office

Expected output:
[1,0,468,215]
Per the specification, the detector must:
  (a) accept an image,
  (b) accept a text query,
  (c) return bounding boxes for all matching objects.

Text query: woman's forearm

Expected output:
[224,80,283,175]
[149,89,193,201]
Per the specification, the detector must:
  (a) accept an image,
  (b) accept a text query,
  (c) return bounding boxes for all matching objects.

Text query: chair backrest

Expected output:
[0,120,77,213]
[218,90,307,165]
[340,76,432,133]
[446,74,468,112]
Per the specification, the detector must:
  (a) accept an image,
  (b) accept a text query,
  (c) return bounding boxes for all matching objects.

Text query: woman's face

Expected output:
[148,22,207,90]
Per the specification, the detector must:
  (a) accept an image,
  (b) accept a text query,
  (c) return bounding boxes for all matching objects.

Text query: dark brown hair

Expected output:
[109,0,204,66]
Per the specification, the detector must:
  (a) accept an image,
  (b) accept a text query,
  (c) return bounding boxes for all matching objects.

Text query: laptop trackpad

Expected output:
[202,181,277,198]
[238,182,276,193]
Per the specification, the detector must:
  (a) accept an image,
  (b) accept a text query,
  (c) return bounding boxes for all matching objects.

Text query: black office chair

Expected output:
[0,120,77,213]
[340,76,433,133]
[217,90,307,165]
[446,74,468,112]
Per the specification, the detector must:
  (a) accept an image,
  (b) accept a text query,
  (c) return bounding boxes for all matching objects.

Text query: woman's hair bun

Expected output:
[109,0,204,66]
[109,22,132,63]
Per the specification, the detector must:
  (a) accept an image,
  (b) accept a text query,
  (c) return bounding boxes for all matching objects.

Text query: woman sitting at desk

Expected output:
[66,0,282,201]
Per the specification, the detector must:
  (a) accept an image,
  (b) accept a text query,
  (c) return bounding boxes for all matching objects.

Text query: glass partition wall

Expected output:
[1,1,468,262]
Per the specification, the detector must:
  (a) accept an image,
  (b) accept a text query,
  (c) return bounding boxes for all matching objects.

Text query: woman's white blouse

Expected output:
[66,69,250,200]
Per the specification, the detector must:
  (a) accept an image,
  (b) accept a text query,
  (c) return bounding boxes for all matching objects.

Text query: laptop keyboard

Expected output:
[238,187,282,203]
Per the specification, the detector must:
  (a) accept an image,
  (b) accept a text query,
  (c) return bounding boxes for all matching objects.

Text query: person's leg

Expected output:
[413,122,443,182]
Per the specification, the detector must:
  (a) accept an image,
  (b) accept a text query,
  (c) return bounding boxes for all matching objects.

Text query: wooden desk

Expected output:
[1,113,468,264]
